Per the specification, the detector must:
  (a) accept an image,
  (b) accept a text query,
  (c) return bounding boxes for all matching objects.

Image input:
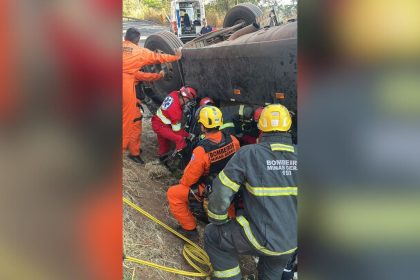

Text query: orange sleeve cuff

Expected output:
[134,71,162,82]
[143,48,179,64]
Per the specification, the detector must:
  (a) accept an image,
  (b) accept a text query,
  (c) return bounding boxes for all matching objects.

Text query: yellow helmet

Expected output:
[198,106,223,128]
[258,104,292,132]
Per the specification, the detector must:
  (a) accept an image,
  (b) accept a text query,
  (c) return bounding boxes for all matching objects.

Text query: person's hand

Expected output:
[159,70,165,78]
[187,133,195,142]
[174,47,182,59]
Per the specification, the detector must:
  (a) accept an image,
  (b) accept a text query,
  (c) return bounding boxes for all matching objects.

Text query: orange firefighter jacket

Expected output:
[122,40,180,82]
[179,131,241,187]
[122,40,180,153]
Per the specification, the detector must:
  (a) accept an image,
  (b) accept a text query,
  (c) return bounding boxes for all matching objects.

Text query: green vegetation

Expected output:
[123,0,297,27]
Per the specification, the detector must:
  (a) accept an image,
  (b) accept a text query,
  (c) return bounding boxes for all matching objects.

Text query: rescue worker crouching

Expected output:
[188,97,216,141]
[219,105,254,141]
[166,106,240,238]
[151,86,197,162]
[205,104,297,280]
[240,106,264,145]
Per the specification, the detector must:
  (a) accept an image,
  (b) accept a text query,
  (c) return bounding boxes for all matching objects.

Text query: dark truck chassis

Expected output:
[138,3,297,170]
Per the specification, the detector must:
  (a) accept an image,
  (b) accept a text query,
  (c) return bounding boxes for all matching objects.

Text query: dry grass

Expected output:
[123,116,197,280]
[144,160,172,179]
[123,114,257,279]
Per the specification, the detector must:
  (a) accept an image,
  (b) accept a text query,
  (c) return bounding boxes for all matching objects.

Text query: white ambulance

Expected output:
[170,0,206,43]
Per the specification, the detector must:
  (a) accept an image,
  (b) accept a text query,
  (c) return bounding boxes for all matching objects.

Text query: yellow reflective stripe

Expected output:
[236,216,297,256]
[218,171,240,192]
[239,105,244,117]
[213,265,241,278]
[270,143,295,153]
[245,183,298,197]
[219,122,235,130]
[207,209,228,221]
[171,123,181,132]
[156,108,172,125]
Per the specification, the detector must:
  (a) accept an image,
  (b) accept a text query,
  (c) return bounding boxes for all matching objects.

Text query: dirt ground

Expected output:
[123,110,256,280]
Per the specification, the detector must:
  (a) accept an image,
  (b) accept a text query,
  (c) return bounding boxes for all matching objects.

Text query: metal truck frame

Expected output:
[138,3,297,168]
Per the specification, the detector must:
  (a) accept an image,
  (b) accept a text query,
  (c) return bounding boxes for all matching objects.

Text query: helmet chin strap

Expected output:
[180,94,189,107]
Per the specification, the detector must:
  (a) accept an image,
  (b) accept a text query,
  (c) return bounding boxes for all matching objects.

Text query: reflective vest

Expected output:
[198,131,236,182]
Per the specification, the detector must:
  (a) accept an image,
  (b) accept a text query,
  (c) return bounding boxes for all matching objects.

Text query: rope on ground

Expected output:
[123,197,213,279]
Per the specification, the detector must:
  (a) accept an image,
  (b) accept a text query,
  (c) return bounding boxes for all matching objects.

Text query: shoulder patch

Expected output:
[162,96,174,110]
[190,154,195,161]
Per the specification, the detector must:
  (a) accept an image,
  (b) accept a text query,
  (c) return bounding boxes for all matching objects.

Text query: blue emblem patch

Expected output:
[162,96,174,110]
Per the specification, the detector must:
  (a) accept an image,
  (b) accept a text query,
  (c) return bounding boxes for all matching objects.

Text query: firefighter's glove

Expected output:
[159,69,166,78]
[203,199,209,214]
[203,184,212,198]
[187,133,196,142]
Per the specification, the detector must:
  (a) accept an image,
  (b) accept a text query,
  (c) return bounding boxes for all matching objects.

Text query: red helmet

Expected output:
[199,97,215,107]
[179,86,197,100]
[253,107,264,122]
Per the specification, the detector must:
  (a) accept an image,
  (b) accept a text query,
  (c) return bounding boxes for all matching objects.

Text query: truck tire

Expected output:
[144,31,184,103]
[223,3,263,28]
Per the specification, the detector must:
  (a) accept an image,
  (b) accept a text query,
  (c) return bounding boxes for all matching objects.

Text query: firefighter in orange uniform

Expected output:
[123,27,181,163]
[167,106,240,237]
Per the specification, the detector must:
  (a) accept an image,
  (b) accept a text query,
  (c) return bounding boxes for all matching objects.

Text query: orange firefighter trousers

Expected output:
[122,40,179,156]
[122,74,142,156]
[167,184,236,231]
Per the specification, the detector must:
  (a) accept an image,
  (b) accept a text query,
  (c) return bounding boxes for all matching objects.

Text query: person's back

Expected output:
[220,105,253,138]
[151,87,197,159]
[205,104,297,280]
[184,13,191,28]
[231,132,297,252]
[123,41,178,76]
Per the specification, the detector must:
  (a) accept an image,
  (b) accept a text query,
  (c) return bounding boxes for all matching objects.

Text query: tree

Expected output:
[123,0,143,18]
[258,0,297,22]
[144,0,164,9]
[123,0,297,26]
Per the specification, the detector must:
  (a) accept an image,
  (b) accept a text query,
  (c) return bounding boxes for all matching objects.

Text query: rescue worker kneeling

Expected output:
[205,104,297,280]
[166,106,240,237]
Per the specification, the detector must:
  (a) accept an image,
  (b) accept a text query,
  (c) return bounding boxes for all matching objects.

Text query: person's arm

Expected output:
[142,47,181,65]
[208,149,247,224]
[134,70,163,82]
[180,148,208,187]
[231,135,241,151]
[170,102,184,132]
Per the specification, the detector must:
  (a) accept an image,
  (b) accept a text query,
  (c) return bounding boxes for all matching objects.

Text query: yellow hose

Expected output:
[123,197,213,278]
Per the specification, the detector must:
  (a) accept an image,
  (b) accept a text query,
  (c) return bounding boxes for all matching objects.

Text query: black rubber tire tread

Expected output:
[223,3,263,28]
[144,31,184,102]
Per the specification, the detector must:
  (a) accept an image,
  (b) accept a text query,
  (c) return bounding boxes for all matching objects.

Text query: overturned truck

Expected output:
[141,3,297,146]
